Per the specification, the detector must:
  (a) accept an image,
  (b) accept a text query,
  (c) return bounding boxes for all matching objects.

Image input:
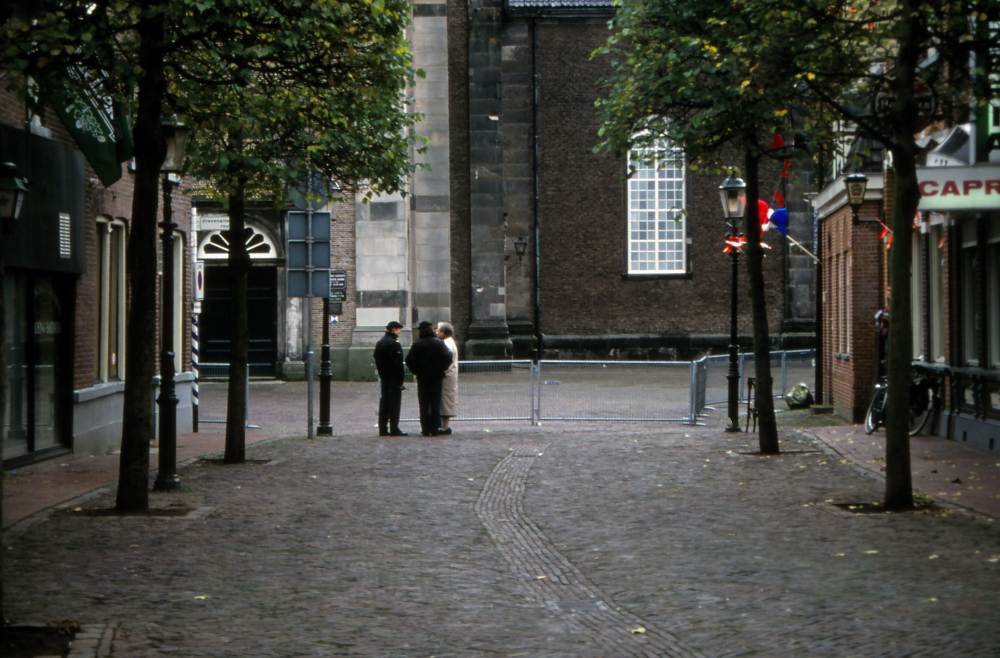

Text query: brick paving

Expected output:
[4,381,1000,657]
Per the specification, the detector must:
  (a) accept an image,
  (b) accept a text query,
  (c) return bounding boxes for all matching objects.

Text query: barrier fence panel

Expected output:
[700,355,732,407]
[192,364,255,427]
[738,350,816,401]
[400,360,535,423]
[692,350,816,418]
[537,360,692,422]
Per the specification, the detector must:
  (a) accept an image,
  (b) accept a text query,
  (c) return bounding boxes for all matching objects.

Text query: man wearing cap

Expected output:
[374,321,408,436]
[404,321,453,436]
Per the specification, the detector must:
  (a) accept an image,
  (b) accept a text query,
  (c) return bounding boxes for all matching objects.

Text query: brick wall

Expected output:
[533,21,786,338]
[822,201,884,422]
[327,191,357,346]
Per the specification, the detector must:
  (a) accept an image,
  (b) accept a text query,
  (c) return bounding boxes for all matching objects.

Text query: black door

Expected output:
[201,265,278,378]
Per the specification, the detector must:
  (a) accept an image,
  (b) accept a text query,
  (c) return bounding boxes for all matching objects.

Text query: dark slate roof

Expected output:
[507,0,617,10]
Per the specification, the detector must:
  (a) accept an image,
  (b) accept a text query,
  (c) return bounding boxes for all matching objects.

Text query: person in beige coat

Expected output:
[437,322,459,434]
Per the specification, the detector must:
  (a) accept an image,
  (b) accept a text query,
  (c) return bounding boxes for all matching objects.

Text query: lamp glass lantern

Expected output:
[718,175,747,222]
[514,236,528,261]
[161,120,190,174]
[0,162,30,233]
[844,173,868,224]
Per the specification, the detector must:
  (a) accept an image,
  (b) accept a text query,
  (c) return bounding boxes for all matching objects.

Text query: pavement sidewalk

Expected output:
[807,423,1000,518]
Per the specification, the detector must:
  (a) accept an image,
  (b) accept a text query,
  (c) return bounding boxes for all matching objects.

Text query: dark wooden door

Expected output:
[201,265,278,377]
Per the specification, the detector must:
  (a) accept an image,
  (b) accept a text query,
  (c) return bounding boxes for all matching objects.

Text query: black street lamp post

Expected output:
[719,174,747,432]
[154,120,189,491]
[317,296,333,436]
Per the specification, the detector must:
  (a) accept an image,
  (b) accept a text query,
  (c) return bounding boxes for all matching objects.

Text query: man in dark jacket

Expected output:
[404,321,453,436]
[374,321,407,436]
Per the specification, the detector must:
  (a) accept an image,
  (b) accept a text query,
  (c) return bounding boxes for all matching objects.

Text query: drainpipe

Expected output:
[532,18,542,362]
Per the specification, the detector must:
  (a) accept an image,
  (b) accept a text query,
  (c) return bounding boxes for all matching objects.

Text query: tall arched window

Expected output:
[628,142,686,275]
[95,217,126,382]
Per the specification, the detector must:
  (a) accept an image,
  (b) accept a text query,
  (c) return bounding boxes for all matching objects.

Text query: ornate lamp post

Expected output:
[154,119,189,491]
[719,173,746,432]
[844,173,869,225]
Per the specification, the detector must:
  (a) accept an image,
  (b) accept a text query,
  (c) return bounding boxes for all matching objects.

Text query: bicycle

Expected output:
[864,371,933,436]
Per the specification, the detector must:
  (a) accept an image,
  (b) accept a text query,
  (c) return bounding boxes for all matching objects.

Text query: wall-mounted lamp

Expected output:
[0,162,30,235]
[844,173,868,226]
[514,236,528,262]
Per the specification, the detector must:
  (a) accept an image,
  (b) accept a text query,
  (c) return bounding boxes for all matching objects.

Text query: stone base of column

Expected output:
[463,323,512,360]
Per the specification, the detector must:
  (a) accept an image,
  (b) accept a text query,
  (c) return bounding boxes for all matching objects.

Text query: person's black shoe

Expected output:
[389,430,408,436]
[379,431,390,437]
[439,427,452,435]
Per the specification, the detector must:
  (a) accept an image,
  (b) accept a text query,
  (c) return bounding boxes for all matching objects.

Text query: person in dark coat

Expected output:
[373,321,408,436]
[404,321,453,436]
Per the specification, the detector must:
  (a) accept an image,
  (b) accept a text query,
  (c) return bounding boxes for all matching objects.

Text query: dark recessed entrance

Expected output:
[200,266,278,378]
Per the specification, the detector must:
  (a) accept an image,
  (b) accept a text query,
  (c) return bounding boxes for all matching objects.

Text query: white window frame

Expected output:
[627,142,686,275]
[910,231,924,360]
[173,233,185,373]
[988,218,1000,368]
[929,225,945,362]
[95,217,126,382]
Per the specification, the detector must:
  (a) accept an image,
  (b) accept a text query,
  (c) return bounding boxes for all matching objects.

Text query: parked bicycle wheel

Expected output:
[908,379,933,436]
[865,386,886,435]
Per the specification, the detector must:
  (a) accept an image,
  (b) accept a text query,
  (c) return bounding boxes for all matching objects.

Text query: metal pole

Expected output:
[726,239,741,432]
[317,296,333,435]
[305,177,315,441]
[154,176,180,490]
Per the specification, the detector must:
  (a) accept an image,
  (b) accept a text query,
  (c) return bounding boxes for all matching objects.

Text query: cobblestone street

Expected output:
[5,381,1000,657]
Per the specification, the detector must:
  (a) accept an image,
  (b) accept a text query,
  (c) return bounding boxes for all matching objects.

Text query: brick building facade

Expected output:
[813,129,1000,453]
[2,85,194,468]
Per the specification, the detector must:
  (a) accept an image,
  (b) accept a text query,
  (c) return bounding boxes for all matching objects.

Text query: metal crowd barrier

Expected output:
[400,360,535,423]
[394,350,815,427]
[535,360,693,423]
[693,350,816,419]
[193,363,257,427]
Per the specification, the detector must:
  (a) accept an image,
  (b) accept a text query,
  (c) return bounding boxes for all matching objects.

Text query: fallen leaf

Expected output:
[928,554,939,559]
[194,595,209,600]
[988,555,1000,563]
[832,553,846,557]
[535,575,548,580]
[631,627,646,634]
[865,550,879,554]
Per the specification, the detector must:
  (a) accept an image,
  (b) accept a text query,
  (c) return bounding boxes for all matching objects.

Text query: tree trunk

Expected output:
[116,7,168,511]
[883,0,920,511]
[743,151,779,454]
[224,172,250,463]
[1,258,7,627]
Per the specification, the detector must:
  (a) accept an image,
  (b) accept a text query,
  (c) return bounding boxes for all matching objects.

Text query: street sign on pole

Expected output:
[286,211,331,298]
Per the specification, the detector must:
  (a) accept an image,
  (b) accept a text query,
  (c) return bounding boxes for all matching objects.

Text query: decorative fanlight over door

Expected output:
[198,227,278,260]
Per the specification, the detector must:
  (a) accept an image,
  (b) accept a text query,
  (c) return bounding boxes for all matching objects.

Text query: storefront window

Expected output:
[3,272,67,464]
[960,220,980,366]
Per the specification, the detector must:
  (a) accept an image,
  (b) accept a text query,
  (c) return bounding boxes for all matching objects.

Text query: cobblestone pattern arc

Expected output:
[475,443,705,658]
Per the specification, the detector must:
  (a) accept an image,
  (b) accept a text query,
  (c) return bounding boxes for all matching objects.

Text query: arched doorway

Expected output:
[197,225,280,377]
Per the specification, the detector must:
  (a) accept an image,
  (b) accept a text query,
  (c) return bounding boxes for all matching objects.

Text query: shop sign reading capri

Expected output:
[917,164,1000,211]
